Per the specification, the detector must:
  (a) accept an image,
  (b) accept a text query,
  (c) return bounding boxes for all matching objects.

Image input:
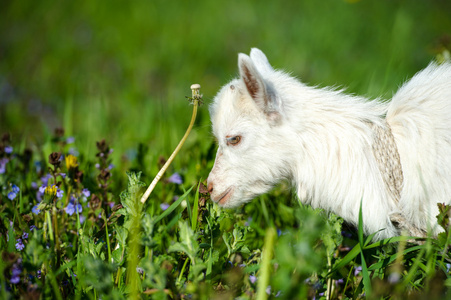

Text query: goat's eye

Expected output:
[226,135,242,146]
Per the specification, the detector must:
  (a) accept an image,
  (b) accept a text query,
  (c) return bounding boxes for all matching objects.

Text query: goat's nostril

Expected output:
[207,182,214,194]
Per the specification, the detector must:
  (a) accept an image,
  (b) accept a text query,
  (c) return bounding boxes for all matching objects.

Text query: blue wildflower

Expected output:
[32,205,40,215]
[354,266,362,276]
[79,214,86,224]
[12,184,19,194]
[160,203,170,211]
[68,147,79,156]
[168,173,183,185]
[65,201,82,216]
[22,232,28,239]
[108,164,115,170]
[37,269,41,279]
[66,136,75,144]
[56,188,64,199]
[249,275,257,284]
[10,264,21,284]
[38,185,46,194]
[30,225,36,231]
[266,286,271,295]
[0,158,8,174]
[15,239,25,251]
[82,188,91,198]
[8,191,17,200]
[8,184,20,200]
[41,173,52,186]
[4,146,13,154]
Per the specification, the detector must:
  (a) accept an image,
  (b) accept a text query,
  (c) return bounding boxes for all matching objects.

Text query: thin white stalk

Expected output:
[140,84,201,204]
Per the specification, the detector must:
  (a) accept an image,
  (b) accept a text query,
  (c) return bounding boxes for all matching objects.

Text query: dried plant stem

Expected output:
[140,84,201,204]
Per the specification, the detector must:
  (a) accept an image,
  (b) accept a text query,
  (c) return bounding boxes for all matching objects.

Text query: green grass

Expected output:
[1,0,451,299]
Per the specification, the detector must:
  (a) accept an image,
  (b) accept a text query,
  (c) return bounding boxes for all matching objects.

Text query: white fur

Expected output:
[207,48,451,240]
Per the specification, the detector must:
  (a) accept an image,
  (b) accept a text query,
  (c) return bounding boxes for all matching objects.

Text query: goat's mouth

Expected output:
[215,187,233,206]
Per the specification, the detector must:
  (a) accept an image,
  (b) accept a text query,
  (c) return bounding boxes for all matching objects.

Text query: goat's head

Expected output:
[207,49,292,208]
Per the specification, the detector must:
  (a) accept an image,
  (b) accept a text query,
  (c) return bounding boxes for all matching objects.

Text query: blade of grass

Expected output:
[256,227,277,300]
[191,182,200,231]
[153,185,194,224]
[358,199,372,297]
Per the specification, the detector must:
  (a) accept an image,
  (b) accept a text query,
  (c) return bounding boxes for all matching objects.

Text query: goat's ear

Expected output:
[239,53,280,122]
[250,48,273,74]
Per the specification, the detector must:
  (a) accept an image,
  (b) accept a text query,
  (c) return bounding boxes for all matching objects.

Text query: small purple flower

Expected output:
[8,191,17,200]
[68,147,79,156]
[66,136,75,144]
[59,173,66,179]
[108,164,115,170]
[160,203,170,211]
[4,146,13,154]
[30,225,36,231]
[39,185,46,194]
[95,163,100,169]
[32,205,40,214]
[249,275,257,284]
[22,232,28,239]
[65,203,75,216]
[79,214,86,224]
[41,173,51,186]
[56,188,64,199]
[0,158,8,174]
[354,266,362,276]
[12,184,20,193]
[266,286,271,295]
[65,201,82,216]
[31,182,38,189]
[168,173,183,185]
[10,265,21,284]
[82,188,91,198]
[15,239,25,251]
[36,270,41,279]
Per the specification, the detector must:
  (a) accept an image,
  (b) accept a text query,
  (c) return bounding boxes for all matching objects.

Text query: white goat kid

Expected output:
[207,48,451,240]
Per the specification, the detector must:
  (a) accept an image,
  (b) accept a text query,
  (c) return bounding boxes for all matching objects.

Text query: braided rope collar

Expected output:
[371,121,404,202]
[371,121,426,238]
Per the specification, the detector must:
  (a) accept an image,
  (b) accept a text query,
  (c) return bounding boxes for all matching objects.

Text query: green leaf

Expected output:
[168,221,199,264]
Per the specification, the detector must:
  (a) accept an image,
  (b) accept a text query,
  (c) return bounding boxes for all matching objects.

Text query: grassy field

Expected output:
[1,0,451,299]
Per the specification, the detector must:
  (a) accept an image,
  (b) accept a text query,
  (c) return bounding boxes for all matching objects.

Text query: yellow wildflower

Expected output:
[65,154,78,170]
[45,185,57,197]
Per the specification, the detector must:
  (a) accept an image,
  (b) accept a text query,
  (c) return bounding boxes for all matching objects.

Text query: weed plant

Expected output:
[1,1,451,299]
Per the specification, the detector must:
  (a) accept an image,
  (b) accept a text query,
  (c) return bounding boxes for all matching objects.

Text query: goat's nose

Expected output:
[207,181,214,194]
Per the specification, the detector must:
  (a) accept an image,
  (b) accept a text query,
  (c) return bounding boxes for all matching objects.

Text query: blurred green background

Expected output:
[1,0,450,178]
